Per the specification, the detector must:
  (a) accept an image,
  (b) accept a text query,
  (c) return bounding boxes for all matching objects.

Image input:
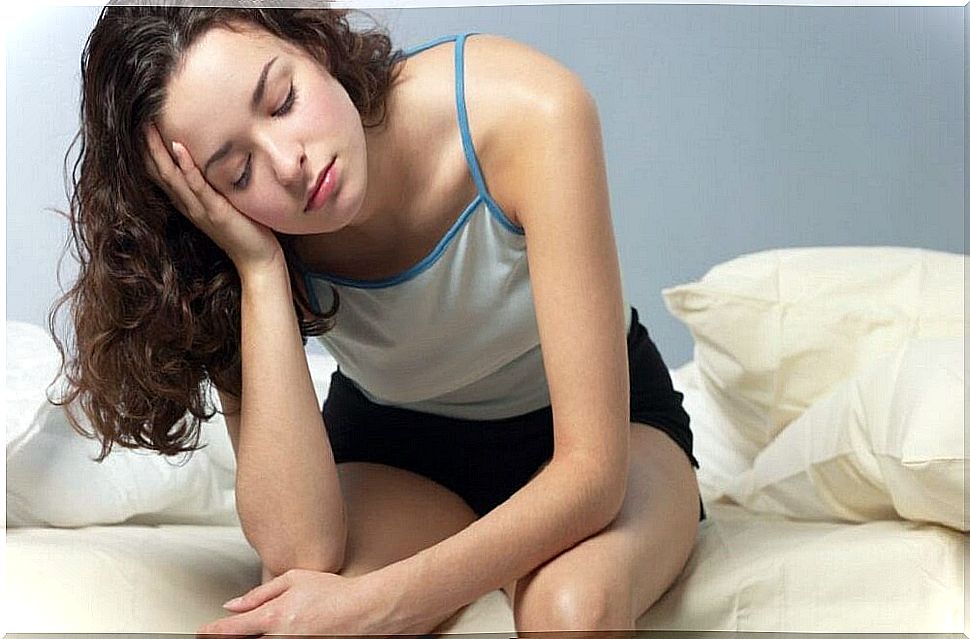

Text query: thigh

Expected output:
[263,461,480,636]
[261,461,478,585]
[508,424,701,630]
[335,461,479,578]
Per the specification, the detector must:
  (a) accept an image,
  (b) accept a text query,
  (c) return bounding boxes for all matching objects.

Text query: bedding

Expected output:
[5,360,965,633]
[5,357,964,634]
[5,320,336,528]
[6,246,966,634]
[662,246,965,454]
[722,336,966,531]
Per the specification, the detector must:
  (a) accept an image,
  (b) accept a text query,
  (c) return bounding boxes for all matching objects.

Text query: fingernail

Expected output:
[222,597,242,608]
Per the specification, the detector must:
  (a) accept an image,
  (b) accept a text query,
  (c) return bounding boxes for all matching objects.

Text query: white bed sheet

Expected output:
[5,496,964,633]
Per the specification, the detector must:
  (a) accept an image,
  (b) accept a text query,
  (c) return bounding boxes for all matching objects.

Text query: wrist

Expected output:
[355,560,428,631]
[236,249,289,288]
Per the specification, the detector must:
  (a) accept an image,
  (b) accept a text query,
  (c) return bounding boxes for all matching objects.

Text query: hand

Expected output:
[143,121,283,274]
[196,569,406,638]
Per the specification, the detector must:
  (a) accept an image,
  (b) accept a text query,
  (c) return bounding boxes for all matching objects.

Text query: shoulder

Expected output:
[394,34,600,227]
[460,35,601,227]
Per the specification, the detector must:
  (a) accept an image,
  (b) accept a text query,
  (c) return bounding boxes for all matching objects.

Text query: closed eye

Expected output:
[231,82,300,191]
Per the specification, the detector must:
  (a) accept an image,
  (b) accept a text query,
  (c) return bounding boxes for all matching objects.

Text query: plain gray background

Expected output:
[6,3,965,368]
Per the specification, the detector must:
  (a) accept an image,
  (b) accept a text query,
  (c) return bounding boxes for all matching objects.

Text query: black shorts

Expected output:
[322,306,705,522]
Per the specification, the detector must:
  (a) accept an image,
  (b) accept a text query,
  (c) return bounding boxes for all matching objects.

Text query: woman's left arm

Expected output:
[366,67,633,631]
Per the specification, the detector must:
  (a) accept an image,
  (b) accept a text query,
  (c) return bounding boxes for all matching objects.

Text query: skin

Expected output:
[145,21,701,638]
[152,21,465,277]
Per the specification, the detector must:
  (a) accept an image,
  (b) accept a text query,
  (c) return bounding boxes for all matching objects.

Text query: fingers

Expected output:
[197,605,269,639]
[171,141,208,193]
[222,571,291,612]
[170,140,235,225]
[144,122,201,217]
[196,576,290,638]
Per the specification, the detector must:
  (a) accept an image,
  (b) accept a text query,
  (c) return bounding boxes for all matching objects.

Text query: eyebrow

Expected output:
[202,55,279,178]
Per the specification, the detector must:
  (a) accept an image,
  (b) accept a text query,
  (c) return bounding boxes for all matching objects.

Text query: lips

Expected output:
[305,158,336,212]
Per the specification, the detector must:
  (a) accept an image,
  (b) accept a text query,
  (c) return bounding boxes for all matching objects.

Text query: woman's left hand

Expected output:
[196,569,397,638]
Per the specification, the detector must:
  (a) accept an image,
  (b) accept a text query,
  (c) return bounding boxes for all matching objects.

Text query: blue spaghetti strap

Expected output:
[453,32,490,204]
[453,33,521,234]
[399,32,519,232]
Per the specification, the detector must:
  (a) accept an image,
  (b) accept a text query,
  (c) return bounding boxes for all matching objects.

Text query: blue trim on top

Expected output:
[297,32,526,291]
[453,33,525,237]
[301,195,485,289]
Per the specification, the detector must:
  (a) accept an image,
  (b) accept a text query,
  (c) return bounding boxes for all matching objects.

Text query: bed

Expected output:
[5,246,966,634]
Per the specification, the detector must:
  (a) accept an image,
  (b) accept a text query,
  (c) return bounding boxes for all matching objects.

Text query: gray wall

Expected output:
[7,4,965,368]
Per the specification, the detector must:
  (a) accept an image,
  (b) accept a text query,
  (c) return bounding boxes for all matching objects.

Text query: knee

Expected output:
[513,573,634,633]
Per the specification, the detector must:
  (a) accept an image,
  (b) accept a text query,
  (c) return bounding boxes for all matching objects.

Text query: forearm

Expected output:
[364,454,626,629]
[235,257,347,574]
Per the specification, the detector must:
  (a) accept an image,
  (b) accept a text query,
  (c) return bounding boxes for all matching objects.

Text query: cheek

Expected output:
[304,85,357,135]
[230,190,289,230]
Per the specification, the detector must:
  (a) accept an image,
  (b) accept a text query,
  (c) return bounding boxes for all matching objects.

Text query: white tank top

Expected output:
[295,32,632,419]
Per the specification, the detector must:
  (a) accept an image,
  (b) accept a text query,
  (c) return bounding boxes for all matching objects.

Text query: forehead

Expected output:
[178,24,297,80]
[159,24,307,141]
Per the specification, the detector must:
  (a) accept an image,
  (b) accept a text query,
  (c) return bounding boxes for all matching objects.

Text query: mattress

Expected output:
[4,495,965,634]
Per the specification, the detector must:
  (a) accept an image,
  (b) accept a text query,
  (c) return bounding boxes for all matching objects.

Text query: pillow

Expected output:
[721,336,966,531]
[6,321,64,459]
[6,321,339,528]
[662,247,965,453]
[668,361,757,501]
[6,401,241,528]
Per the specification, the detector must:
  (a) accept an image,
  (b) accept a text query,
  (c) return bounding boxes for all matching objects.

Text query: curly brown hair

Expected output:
[48,2,404,462]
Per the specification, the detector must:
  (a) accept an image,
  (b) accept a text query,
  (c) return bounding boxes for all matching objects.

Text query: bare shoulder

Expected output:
[460,35,597,225]
[463,34,586,105]
[394,34,596,227]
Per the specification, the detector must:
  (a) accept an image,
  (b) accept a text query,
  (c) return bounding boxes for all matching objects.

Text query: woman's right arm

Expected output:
[222,259,348,578]
[145,123,347,575]
[219,264,347,576]
[141,122,346,576]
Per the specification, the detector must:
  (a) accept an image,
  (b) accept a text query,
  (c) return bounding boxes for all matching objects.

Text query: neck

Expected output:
[349,114,416,242]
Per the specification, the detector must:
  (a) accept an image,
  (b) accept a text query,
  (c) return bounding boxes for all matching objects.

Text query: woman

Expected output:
[51,3,704,636]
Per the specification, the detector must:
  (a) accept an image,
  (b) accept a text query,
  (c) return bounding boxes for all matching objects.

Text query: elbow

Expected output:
[588,461,628,530]
[249,509,350,577]
[591,479,625,531]
[553,454,627,532]
[263,542,347,577]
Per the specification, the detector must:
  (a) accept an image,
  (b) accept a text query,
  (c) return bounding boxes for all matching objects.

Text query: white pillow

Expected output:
[668,361,757,501]
[6,321,339,528]
[6,321,64,458]
[722,336,966,531]
[6,401,241,528]
[662,247,965,453]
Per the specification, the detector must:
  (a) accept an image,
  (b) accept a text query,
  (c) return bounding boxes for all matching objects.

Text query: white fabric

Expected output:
[669,361,754,500]
[5,500,964,633]
[662,246,965,454]
[6,402,240,528]
[5,320,338,528]
[305,195,629,415]
[5,349,965,633]
[6,321,64,458]
[724,336,966,531]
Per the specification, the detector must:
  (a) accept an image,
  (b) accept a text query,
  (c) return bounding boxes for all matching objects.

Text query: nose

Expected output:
[261,135,305,188]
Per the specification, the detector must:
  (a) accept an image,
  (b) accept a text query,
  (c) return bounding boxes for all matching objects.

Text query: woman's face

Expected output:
[156,23,368,235]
